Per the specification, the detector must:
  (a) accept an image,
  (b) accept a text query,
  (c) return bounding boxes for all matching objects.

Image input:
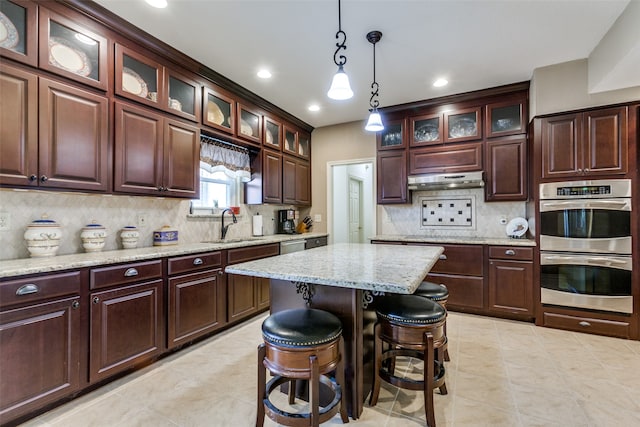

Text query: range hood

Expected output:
[408,171,484,191]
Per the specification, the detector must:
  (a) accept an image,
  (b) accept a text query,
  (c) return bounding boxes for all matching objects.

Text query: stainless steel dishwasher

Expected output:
[280,239,306,254]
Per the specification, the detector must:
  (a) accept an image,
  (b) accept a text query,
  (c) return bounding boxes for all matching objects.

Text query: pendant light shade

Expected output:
[365,109,384,132]
[364,30,384,132]
[327,0,353,100]
[328,65,354,100]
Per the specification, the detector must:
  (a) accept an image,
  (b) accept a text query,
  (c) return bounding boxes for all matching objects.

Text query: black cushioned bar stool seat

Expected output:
[257,308,349,427]
[370,295,447,427]
[414,281,450,361]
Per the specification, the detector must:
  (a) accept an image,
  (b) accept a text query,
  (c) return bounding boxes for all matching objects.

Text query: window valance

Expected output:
[200,135,251,182]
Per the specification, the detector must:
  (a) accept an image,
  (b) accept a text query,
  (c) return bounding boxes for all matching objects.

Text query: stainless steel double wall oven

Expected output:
[539,179,633,314]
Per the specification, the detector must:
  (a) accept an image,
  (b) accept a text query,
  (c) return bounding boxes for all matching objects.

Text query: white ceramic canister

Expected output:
[120,226,139,249]
[24,216,63,257]
[81,222,107,252]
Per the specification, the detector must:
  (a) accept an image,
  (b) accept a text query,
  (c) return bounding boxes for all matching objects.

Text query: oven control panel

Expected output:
[556,185,611,197]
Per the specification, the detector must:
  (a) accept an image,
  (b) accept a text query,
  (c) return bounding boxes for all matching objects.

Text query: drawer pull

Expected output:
[505,249,516,256]
[93,297,100,304]
[124,268,139,277]
[193,258,204,265]
[579,321,591,327]
[72,301,80,309]
[16,284,39,296]
[439,254,447,260]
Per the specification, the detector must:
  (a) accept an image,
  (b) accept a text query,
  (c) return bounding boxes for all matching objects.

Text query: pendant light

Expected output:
[327,0,353,100]
[364,30,384,132]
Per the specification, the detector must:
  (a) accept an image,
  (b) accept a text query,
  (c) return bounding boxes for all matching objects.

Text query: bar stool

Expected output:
[369,294,447,427]
[414,281,450,361]
[257,308,349,427]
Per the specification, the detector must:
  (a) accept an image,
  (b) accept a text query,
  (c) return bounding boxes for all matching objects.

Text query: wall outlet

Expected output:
[314,214,322,223]
[499,215,508,225]
[0,212,9,230]
[137,213,148,228]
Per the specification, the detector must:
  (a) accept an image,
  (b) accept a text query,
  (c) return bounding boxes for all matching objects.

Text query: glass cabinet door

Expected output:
[283,126,298,155]
[165,69,200,122]
[237,103,262,144]
[410,113,443,146]
[263,117,281,150]
[203,86,235,135]
[298,132,310,159]
[444,107,482,142]
[377,118,406,150]
[0,0,37,66]
[39,8,109,90]
[486,100,526,137]
[115,44,163,108]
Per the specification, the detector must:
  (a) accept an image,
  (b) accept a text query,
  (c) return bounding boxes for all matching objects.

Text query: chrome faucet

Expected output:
[221,208,237,240]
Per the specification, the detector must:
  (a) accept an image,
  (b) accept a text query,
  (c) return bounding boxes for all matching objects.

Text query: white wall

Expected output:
[331,162,374,243]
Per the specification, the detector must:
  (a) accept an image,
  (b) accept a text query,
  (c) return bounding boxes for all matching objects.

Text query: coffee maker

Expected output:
[277,209,296,234]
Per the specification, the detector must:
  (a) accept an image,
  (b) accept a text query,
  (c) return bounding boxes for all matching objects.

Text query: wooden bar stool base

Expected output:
[414,281,450,362]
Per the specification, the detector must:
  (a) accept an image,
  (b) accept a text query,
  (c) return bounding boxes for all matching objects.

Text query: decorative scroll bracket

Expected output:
[295,282,316,306]
[362,290,385,309]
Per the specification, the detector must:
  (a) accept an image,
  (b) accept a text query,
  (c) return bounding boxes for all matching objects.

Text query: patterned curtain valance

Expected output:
[200,135,251,182]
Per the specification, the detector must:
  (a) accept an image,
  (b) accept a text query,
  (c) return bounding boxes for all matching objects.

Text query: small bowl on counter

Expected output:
[81,222,107,252]
[24,216,62,257]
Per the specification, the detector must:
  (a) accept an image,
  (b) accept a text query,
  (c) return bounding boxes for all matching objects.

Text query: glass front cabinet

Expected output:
[165,68,201,122]
[202,85,235,135]
[263,116,282,150]
[444,107,482,142]
[486,100,526,138]
[0,0,37,66]
[115,44,163,109]
[237,103,262,145]
[377,118,406,150]
[410,113,443,146]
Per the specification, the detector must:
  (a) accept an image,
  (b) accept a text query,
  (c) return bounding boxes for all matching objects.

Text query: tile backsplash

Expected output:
[0,189,300,260]
[377,188,527,238]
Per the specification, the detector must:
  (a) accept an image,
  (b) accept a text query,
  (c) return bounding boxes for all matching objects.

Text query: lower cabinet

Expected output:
[167,252,226,349]
[89,260,164,383]
[0,271,82,425]
[488,246,534,318]
[226,243,280,323]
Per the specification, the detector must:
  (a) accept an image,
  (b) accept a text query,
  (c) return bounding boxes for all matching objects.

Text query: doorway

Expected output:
[328,159,375,244]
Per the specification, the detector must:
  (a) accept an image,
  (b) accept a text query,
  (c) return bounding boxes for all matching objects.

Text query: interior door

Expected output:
[348,177,363,243]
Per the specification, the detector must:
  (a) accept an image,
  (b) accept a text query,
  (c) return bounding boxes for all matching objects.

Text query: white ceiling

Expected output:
[94,0,635,129]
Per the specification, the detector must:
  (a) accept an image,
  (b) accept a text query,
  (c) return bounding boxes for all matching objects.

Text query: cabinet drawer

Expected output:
[488,246,533,261]
[427,273,484,309]
[227,243,280,264]
[305,236,327,249]
[429,244,484,276]
[0,271,81,308]
[542,312,631,339]
[90,260,163,290]
[168,252,222,276]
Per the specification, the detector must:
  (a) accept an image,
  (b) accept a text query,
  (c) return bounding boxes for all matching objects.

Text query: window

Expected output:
[192,162,239,209]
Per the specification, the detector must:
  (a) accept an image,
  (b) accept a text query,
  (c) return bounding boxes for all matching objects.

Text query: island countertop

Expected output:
[225,243,444,294]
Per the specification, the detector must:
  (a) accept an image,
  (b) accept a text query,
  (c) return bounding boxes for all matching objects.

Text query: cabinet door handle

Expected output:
[16,284,39,296]
[218,270,224,275]
[72,301,80,309]
[40,175,48,182]
[28,174,37,182]
[193,258,204,265]
[93,296,100,304]
[124,268,139,277]
[439,254,447,260]
[578,321,591,327]
[505,249,516,256]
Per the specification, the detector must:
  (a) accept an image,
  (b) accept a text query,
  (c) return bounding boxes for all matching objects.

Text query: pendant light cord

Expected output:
[333,0,347,67]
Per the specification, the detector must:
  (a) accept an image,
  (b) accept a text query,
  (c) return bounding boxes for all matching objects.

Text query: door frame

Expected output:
[327,158,376,245]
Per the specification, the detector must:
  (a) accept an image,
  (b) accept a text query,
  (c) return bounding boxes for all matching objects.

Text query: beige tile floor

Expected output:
[20,312,640,427]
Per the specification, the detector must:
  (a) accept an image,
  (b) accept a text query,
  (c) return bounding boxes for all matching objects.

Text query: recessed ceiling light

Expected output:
[145,0,168,9]
[308,104,320,112]
[257,69,272,79]
[433,78,448,87]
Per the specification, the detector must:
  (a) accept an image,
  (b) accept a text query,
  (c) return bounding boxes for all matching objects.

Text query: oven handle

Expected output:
[540,199,631,211]
[541,254,632,270]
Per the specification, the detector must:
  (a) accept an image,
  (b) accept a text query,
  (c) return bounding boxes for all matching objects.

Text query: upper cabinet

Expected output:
[444,106,482,143]
[486,99,526,138]
[165,68,201,122]
[263,115,282,151]
[283,124,310,159]
[237,102,262,145]
[0,0,38,67]
[377,118,406,150]
[540,106,628,180]
[39,7,109,91]
[203,85,235,135]
[410,113,443,147]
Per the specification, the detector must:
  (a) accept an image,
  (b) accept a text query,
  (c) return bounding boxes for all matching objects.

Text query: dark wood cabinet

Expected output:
[202,84,235,135]
[409,113,443,146]
[444,106,482,143]
[486,99,526,138]
[540,106,628,180]
[247,148,310,206]
[485,136,527,201]
[377,118,406,150]
[377,150,407,204]
[283,156,310,205]
[263,115,282,151]
[0,271,82,425]
[0,0,38,67]
[488,246,533,317]
[114,101,199,198]
[409,142,483,175]
[39,77,110,191]
[167,252,226,349]
[89,260,164,383]
[237,102,262,145]
[226,243,280,323]
[0,62,38,187]
[262,149,283,204]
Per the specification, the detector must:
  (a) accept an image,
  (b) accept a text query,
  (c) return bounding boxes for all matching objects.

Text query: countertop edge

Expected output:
[370,235,536,247]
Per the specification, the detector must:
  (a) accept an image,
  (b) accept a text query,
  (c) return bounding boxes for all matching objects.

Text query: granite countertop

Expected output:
[370,234,536,247]
[225,242,444,294]
[0,233,326,279]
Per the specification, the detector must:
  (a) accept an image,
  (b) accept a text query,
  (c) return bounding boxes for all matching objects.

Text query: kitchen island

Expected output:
[225,243,444,419]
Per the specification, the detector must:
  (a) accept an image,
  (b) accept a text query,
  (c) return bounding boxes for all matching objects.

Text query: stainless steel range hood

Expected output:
[407,171,484,191]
